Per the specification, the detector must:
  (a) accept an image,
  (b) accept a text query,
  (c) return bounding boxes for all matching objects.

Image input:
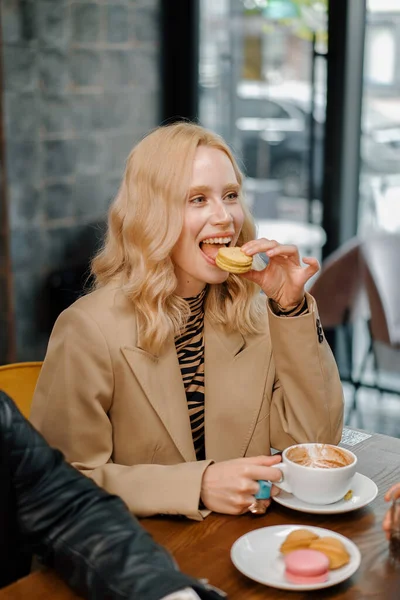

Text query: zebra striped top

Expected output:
[174,288,308,461]
[174,288,207,461]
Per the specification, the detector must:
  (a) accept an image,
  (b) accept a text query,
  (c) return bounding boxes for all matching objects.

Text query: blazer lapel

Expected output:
[204,317,271,461]
[121,336,196,463]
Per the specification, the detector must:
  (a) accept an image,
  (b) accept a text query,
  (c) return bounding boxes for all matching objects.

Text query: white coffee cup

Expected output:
[270,443,357,505]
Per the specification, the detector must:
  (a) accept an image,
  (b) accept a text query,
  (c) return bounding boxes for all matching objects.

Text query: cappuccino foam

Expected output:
[286,445,353,469]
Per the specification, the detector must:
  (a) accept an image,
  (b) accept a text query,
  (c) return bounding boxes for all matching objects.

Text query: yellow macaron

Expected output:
[215,247,253,274]
[280,529,320,555]
[308,537,350,569]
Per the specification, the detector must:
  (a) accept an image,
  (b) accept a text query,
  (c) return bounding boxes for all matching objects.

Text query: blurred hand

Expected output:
[240,239,319,309]
[383,483,400,540]
[200,454,282,515]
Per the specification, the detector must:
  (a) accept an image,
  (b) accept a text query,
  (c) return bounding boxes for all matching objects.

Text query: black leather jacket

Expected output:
[0,391,225,599]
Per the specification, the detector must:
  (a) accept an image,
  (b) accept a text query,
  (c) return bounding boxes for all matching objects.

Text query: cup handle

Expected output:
[270,463,292,494]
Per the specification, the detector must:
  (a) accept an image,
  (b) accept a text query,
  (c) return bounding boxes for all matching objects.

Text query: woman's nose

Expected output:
[210,201,233,225]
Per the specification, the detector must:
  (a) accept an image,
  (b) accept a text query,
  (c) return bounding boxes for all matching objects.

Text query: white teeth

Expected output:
[202,237,232,244]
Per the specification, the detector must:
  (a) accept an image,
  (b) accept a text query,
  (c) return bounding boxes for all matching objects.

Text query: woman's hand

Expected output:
[383,483,400,540]
[240,239,320,309]
[200,454,282,515]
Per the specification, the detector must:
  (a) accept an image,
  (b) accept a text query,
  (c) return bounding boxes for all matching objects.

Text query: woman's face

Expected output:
[171,146,245,297]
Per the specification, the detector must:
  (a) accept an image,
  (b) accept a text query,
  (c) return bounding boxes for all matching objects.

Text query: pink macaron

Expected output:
[284,549,329,584]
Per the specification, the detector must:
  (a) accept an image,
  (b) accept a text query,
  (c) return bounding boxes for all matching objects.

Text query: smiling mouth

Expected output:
[200,237,232,261]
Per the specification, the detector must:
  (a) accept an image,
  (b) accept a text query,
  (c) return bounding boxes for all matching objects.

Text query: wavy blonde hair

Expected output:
[91,122,265,353]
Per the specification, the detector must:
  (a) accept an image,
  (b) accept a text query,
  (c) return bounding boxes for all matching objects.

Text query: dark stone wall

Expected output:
[0,0,160,361]
[0,155,12,364]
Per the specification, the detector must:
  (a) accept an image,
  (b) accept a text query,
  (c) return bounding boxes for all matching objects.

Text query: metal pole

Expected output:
[160,0,200,123]
[307,33,317,223]
[322,0,367,258]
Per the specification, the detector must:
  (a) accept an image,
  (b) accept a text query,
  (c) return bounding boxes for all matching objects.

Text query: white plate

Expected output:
[231,525,361,591]
[272,472,378,514]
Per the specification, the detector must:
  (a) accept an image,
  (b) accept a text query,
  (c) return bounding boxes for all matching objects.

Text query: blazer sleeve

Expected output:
[267,292,344,450]
[30,306,212,522]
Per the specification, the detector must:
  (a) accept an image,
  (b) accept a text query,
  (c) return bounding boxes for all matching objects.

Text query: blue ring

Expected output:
[254,479,272,500]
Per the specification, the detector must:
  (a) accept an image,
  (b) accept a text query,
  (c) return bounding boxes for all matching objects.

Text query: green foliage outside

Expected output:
[244,0,328,43]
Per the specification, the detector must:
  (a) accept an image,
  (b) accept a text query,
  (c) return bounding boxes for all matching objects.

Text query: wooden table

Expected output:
[2,429,400,599]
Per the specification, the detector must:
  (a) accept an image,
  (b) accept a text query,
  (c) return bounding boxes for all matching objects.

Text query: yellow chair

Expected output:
[0,362,43,418]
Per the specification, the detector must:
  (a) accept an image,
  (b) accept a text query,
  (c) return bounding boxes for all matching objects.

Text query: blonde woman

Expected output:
[31,122,344,521]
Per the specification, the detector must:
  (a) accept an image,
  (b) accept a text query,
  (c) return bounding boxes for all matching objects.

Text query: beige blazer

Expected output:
[30,286,344,520]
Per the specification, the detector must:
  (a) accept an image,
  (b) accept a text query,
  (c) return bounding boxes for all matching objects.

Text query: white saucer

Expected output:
[231,525,361,591]
[272,472,378,514]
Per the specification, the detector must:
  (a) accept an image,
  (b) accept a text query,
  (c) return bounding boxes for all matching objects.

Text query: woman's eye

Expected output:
[190,196,205,204]
[225,192,239,201]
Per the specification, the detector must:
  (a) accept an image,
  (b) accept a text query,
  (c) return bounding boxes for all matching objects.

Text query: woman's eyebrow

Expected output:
[188,183,240,196]
[222,183,240,193]
[188,185,210,196]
